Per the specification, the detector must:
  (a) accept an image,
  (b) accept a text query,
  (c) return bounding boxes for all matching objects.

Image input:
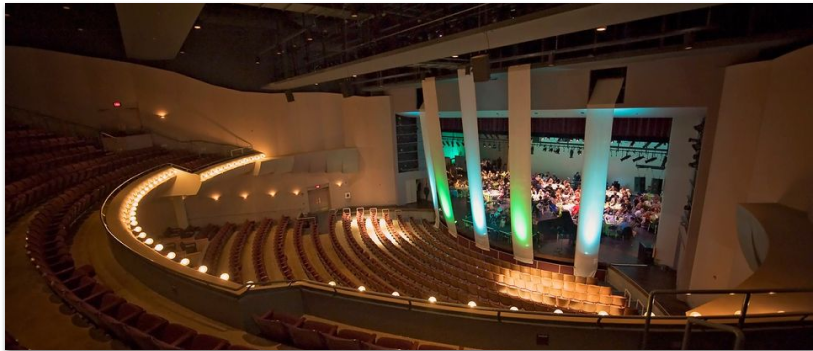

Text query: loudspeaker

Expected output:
[285,90,295,102]
[634,177,646,194]
[471,54,491,82]
[341,81,353,98]
[651,178,663,195]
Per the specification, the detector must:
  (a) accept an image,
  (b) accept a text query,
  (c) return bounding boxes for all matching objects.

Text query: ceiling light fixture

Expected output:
[596,26,607,32]
[452,55,458,58]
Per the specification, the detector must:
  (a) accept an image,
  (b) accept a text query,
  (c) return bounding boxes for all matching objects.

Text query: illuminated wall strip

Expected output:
[574,108,614,277]
[421,77,457,236]
[507,64,534,264]
[199,153,266,182]
[419,109,441,225]
[457,68,489,250]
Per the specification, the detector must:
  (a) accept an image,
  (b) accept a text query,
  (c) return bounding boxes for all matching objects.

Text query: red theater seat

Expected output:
[252,310,304,344]
[324,328,377,350]
[376,337,418,350]
[182,334,231,350]
[289,319,338,349]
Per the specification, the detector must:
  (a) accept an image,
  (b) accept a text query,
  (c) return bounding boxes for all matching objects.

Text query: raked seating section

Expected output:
[273,217,294,280]
[294,219,324,282]
[228,221,256,283]
[312,213,355,287]
[250,218,274,284]
[23,144,247,349]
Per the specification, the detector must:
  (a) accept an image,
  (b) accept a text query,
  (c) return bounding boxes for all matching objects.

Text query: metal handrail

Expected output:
[641,287,813,349]
[682,317,745,350]
[99,163,813,342]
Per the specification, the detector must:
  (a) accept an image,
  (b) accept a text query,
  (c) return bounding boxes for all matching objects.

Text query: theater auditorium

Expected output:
[4,3,813,350]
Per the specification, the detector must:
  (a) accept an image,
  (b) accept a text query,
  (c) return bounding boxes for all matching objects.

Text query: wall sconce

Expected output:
[211,194,220,201]
[336,181,343,187]
[240,192,248,200]
[268,191,276,197]
[293,190,300,196]
[156,111,167,119]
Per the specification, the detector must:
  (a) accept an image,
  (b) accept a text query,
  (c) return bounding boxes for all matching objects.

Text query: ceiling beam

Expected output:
[262,3,711,90]
[115,4,204,60]
[239,3,373,20]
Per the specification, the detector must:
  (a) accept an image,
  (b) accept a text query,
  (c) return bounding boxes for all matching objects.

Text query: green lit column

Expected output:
[457,68,489,250]
[508,64,534,263]
[420,77,458,236]
[419,108,440,225]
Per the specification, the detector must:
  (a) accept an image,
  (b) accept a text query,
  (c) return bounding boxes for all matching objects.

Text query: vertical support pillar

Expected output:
[575,77,623,277]
[170,196,189,229]
[420,77,457,236]
[457,68,489,250]
[419,108,440,225]
[508,64,534,263]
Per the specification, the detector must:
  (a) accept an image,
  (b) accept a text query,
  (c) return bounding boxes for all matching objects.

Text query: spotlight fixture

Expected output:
[633,156,645,162]
[645,157,657,163]
[620,155,631,162]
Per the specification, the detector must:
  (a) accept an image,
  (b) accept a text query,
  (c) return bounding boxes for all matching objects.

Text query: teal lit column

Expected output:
[574,109,614,277]
[508,64,534,263]
[420,77,458,236]
[457,68,489,250]
[418,108,440,225]
[575,77,623,277]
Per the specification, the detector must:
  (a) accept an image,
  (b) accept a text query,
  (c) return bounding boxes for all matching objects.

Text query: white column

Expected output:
[420,77,457,236]
[574,77,623,277]
[419,109,440,225]
[508,64,534,263]
[457,68,489,250]
[574,109,614,277]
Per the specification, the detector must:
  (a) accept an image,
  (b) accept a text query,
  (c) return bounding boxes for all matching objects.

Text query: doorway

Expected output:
[308,187,331,212]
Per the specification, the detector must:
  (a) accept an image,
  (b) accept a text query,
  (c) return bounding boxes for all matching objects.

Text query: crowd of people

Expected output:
[448,160,662,236]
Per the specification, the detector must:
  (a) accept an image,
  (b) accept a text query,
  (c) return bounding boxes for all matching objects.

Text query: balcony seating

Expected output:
[252,310,304,344]
[273,217,294,280]
[201,223,236,270]
[251,218,274,284]
[324,329,377,350]
[179,334,231,350]
[228,220,255,282]
[288,320,339,349]
[294,219,324,282]
[374,336,418,350]
[312,213,354,287]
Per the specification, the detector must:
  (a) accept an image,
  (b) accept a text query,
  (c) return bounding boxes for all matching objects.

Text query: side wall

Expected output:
[687,45,813,305]
[5,47,398,219]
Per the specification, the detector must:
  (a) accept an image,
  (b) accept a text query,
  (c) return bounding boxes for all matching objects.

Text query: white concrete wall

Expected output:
[688,45,813,306]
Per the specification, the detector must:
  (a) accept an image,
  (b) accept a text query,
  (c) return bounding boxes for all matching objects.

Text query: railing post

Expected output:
[681,319,693,350]
[738,292,751,329]
[641,291,657,349]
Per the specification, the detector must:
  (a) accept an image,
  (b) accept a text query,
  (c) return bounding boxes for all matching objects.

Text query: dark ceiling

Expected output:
[6,3,813,94]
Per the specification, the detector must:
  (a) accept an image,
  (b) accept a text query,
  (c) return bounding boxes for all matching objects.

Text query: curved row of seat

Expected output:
[312,213,355,287]
[294,219,324,282]
[201,222,236,270]
[23,144,248,349]
[7,145,104,182]
[273,217,295,280]
[341,216,414,295]
[250,218,274,284]
[327,214,391,292]
[6,147,170,220]
[392,218,630,315]
[253,309,461,350]
[228,220,256,283]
